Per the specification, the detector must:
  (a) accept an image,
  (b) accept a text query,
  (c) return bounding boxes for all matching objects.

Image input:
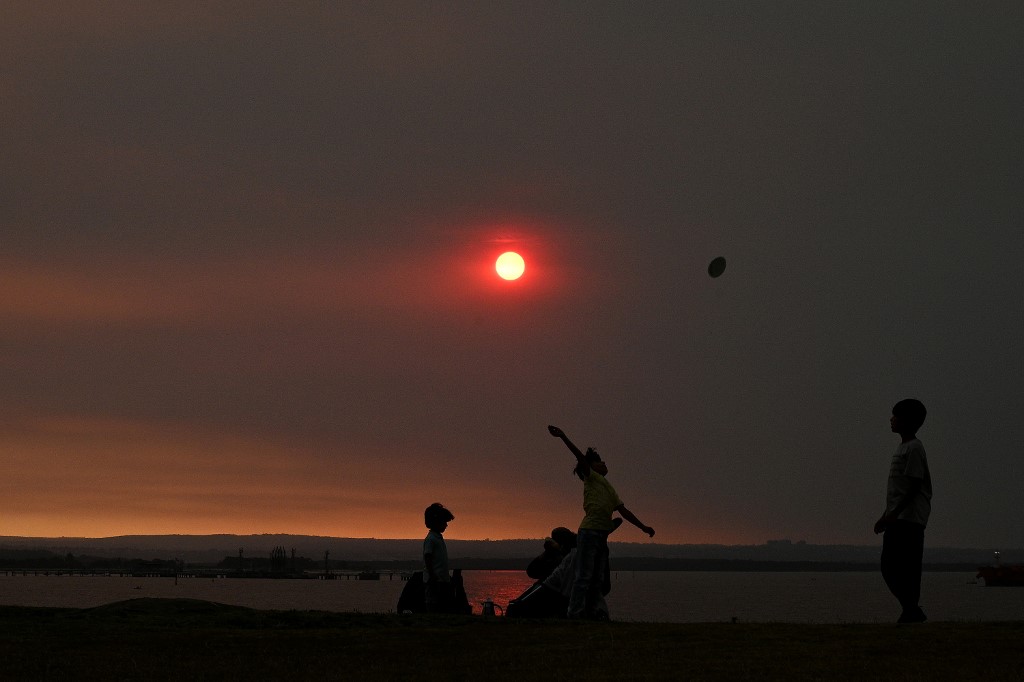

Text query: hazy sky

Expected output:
[3,2,1022,547]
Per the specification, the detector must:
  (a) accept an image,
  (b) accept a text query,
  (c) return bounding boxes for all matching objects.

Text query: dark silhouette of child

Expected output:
[548,424,654,619]
[874,399,932,623]
[423,502,455,613]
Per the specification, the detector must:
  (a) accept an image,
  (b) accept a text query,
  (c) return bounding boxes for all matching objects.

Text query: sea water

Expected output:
[1,571,1021,623]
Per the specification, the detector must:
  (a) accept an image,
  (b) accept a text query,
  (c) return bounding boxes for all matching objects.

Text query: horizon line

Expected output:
[0,534,1017,551]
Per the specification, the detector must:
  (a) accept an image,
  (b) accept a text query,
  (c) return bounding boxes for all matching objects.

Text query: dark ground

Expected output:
[2,598,1022,681]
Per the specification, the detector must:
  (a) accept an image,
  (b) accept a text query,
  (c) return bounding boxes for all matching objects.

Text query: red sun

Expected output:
[495,251,525,280]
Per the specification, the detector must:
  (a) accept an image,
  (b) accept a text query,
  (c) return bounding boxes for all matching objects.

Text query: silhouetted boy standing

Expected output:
[874,399,932,623]
[548,425,655,619]
[423,502,455,613]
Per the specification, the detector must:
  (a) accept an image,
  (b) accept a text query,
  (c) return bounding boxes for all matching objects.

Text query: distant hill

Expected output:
[0,534,1011,568]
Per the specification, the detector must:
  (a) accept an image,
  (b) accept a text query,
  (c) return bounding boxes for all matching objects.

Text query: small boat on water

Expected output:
[976,552,1024,586]
[976,565,1024,586]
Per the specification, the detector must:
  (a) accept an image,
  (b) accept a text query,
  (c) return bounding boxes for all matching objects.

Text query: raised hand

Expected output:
[547,425,565,438]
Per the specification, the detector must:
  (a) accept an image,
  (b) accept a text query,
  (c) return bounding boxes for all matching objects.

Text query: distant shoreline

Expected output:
[0,556,982,574]
[1,533,1007,572]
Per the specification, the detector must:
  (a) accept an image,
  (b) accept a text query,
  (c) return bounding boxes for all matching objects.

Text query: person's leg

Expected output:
[424,581,454,613]
[883,521,927,622]
[568,530,600,618]
[424,581,441,612]
[880,524,901,604]
[585,533,609,618]
[900,523,926,622]
[601,540,612,596]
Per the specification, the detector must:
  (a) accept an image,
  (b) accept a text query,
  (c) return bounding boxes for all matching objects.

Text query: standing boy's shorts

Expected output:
[424,581,454,612]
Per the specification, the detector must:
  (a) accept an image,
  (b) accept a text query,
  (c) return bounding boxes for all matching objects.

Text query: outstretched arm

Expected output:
[547,425,587,468]
[616,504,655,538]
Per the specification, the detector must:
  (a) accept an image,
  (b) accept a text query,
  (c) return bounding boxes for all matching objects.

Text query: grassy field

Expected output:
[2,598,1022,681]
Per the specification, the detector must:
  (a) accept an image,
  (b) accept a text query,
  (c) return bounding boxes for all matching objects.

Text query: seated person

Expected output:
[507,519,620,618]
[526,527,576,581]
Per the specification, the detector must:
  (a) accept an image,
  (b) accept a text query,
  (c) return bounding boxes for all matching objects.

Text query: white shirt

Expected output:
[886,438,932,527]
[422,530,450,583]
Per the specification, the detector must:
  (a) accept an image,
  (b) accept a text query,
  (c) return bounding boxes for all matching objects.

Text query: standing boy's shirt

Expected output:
[886,438,932,527]
[579,470,622,532]
[422,530,450,583]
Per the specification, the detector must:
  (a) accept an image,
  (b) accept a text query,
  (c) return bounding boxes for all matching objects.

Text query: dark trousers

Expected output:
[424,581,454,613]
[881,520,925,612]
[568,529,609,618]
